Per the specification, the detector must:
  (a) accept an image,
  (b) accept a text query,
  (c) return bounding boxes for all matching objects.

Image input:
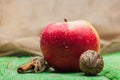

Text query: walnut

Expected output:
[79,50,104,76]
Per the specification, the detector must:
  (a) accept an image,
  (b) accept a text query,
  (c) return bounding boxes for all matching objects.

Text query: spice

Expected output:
[79,50,104,76]
[17,56,49,73]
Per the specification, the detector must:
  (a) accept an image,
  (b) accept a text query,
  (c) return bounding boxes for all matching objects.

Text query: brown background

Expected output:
[0,0,120,40]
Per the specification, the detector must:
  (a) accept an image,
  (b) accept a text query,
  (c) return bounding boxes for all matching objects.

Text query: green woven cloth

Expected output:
[0,52,120,80]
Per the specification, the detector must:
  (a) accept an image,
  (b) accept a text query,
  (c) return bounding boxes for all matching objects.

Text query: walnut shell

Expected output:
[79,50,104,76]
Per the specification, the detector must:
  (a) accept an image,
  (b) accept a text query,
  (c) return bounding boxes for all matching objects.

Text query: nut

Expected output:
[79,50,104,76]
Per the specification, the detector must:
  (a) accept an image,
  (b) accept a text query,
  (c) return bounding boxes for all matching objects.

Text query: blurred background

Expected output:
[0,1,120,79]
[0,0,120,40]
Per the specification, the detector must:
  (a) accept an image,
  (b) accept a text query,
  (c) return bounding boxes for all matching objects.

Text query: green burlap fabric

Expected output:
[0,52,120,80]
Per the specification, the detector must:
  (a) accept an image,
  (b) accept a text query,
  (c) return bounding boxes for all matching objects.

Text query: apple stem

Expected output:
[64,19,68,22]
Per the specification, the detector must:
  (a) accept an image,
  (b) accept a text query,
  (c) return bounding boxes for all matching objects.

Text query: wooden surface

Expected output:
[0,52,120,80]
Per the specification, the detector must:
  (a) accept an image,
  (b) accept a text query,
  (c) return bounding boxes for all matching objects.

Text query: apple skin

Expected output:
[40,20,100,72]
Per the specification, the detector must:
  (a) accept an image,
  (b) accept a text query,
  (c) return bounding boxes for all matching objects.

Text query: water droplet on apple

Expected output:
[87,40,89,43]
[65,46,68,49]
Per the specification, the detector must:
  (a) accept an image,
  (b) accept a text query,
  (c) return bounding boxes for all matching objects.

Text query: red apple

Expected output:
[40,20,100,72]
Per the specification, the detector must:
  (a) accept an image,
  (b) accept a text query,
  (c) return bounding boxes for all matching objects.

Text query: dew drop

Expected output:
[65,46,68,49]
[87,40,89,43]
